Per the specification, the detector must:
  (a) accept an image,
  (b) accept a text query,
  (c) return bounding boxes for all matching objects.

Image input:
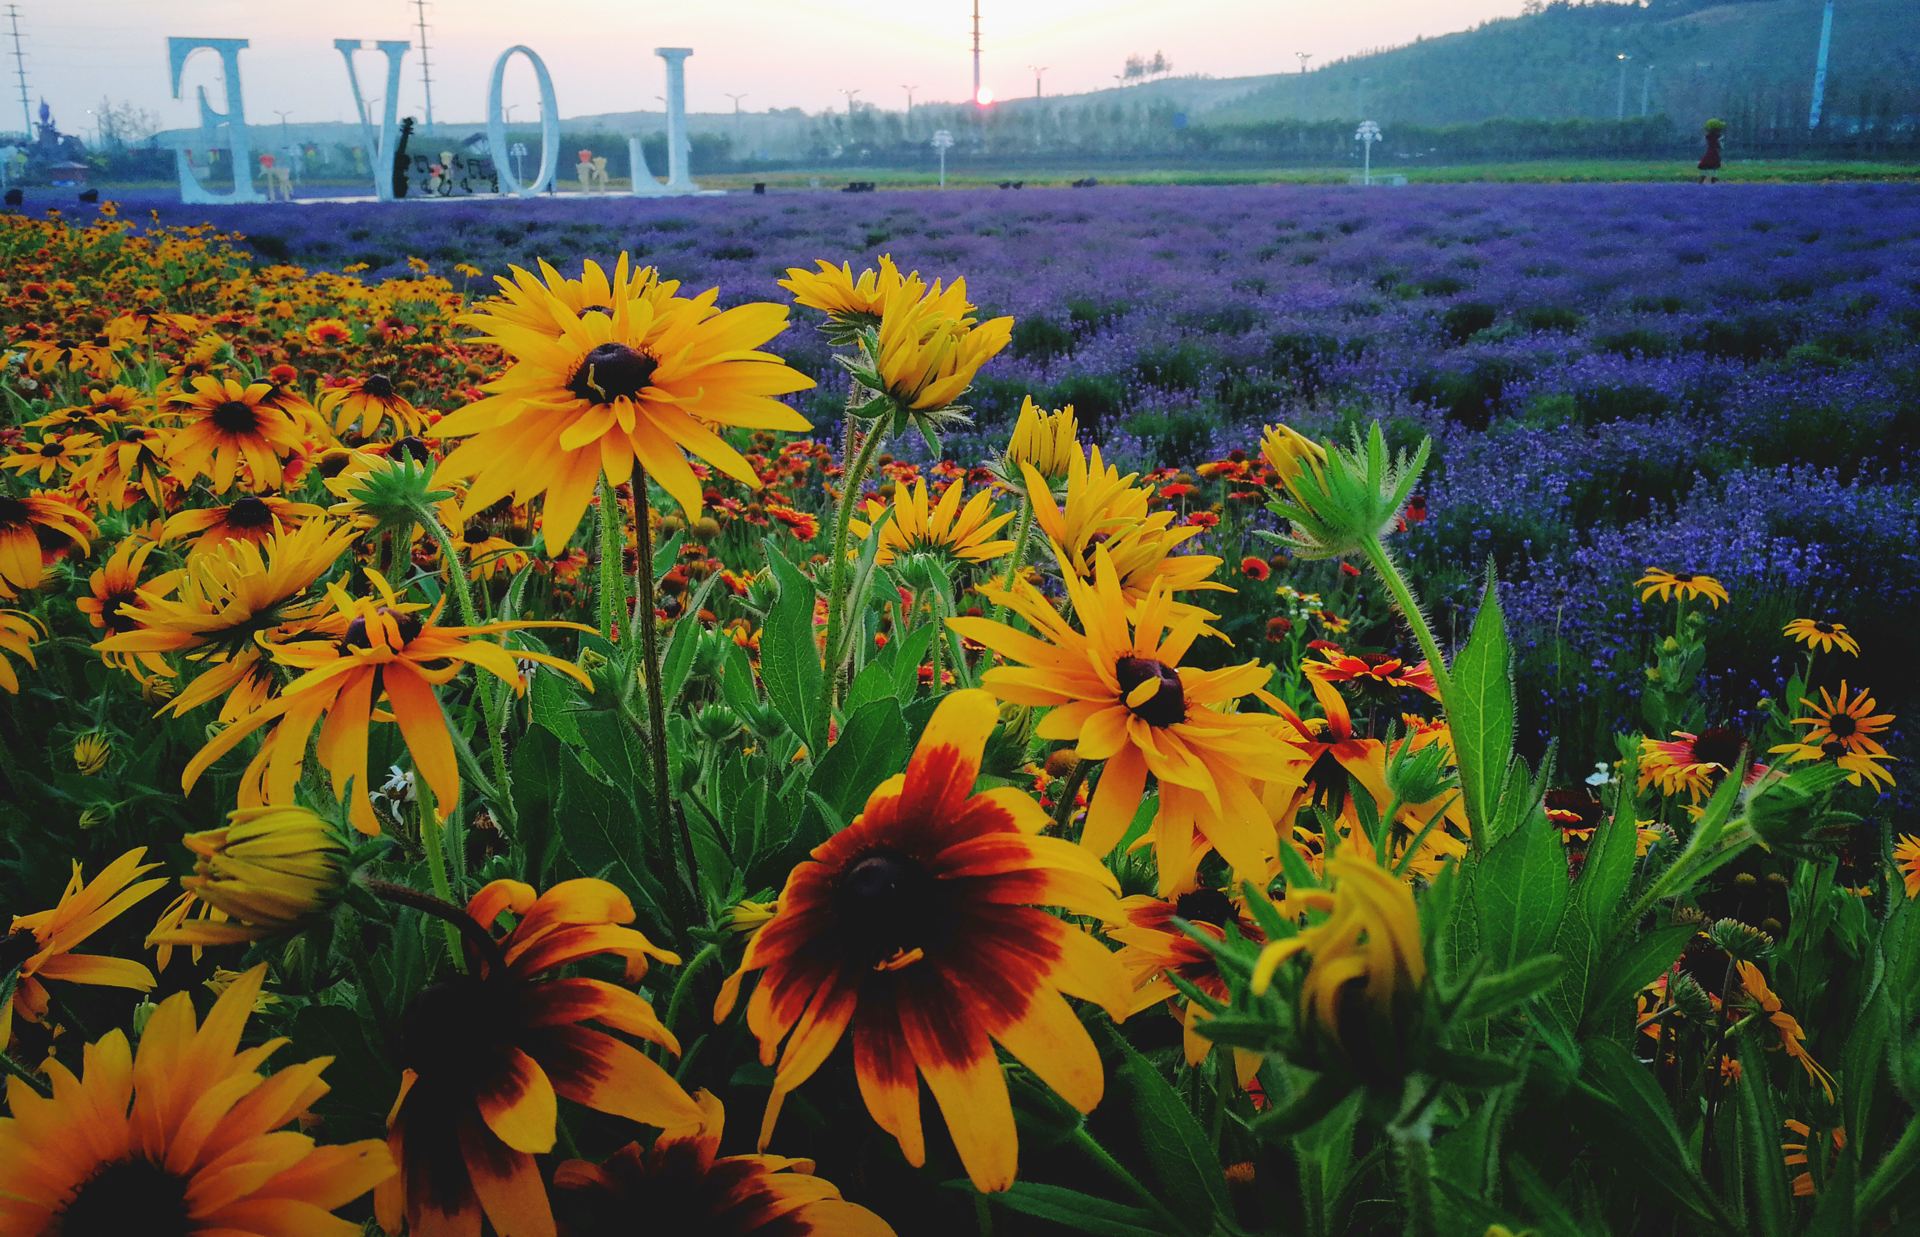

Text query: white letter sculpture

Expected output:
[487,46,560,196]
[335,39,411,201]
[169,38,261,204]
[655,48,698,192]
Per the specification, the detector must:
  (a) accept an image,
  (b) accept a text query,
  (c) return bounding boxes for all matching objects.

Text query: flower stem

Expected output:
[1068,1124,1188,1232]
[1361,537,1453,702]
[989,496,1035,623]
[823,422,885,707]
[630,468,699,928]
[663,941,721,1040]
[413,797,467,970]
[597,477,627,641]
[1052,758,1094,835]
[1393,1123,1439,1237]
[0,1050,50,1098]
[417,506,512,811]
[360,872,509,978]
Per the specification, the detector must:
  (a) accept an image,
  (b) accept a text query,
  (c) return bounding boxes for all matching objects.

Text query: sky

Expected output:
[16,0,1532,135]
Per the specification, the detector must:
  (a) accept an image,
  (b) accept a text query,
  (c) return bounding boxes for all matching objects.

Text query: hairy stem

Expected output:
[1361,537,1453,703]
[597,477,627,641]
[822,422,885,708]
[629,468,697,925]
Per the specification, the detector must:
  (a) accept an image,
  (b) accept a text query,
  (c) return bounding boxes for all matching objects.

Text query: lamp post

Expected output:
[1615,53,1631,122]
[1355,119,1381,186]
[1029,64,1048,99]
[1296,52,1312,118]
[931,128,953,188]
[900,84,916,115]
[1640,61,1653,118]
[839,87,860,117]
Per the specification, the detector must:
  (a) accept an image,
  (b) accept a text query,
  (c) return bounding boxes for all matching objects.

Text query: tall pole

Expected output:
[900,84,916,115]
[1295,52,1311,119]
[1808,0,1835,129]
[839,87,860,117]
[413,0,435,131]
[1615,53,1631,121]
[1640,62,1653,118]
[1030,64,1047,99]
[5,6,28,139]
[971,0,982,104]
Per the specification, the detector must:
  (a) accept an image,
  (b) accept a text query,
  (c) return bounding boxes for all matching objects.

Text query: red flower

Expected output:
[1239,556,1271,581]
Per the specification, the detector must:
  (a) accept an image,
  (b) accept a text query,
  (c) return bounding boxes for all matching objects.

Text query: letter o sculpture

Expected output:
[487,45,560,196]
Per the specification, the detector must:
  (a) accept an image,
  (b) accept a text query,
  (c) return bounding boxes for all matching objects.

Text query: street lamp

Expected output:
[1615,53,1631,121]
[900,84,917,115]
[1355,119,1381,186]
[1029,65,1048,99]
[838,87,860,117]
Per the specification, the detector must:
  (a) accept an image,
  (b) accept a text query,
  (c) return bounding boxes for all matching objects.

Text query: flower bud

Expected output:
[152,805,349,946]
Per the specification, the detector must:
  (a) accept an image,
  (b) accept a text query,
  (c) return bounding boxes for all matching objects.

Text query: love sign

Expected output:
[168,37,701,204]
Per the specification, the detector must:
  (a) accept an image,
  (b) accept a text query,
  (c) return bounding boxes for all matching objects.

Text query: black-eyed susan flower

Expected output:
[1783,617,1860,657]
[71,731,110,775]
[848,275,1009,443]
[181,568,592,833]
[433,268,813,552]
[1639,727,1767,801]
[376,878,701,1237]
[149,804,349,947]
[848,476,1015,566]
[0,490,96,590]
[1,847,165,1052]
[1021,445,1227,622]
[75,537,156,639]
[161,493,324,554]
[1734,960,1835,1102]
[1304,649,1439,698]
[780,255,913,343]
[1788,681,1893,757]
[71,425,172,511]
[1,430,99,482]
[1893,835,1920,897]
[1251,848,1427,1072]
[1000,396,1078,485]
[16,333,118,379]
[0,609,43,694]
[163,375,307,493]
[0,964,394,1235]
[715,689,1131,1193]
[1637,567,1728,608]
[1111,886,1267,1086]
[318,373,428,440]
[464,254,686,342]
[554,1089,895,1236]
[952,550,1299,894]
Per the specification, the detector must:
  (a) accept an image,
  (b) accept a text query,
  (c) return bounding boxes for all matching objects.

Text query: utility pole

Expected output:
[1640,62,1653,118]
[900,84,917,115]
[1295,52,1311,119]
[1808,0,1835,129]
[839,87,860,117]
[412,0,435,132]
[1615,52,1631,121]
[971,0,982,105]
[1029,65,1047,99]
[5,6,28,139]
[724,92,747,147]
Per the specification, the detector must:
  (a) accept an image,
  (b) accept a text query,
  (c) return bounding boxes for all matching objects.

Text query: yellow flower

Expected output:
[0,610,44,694]
[1260,421,1327,498]
[0,491,97,591]
[2,847,165,1052]
[317,373,427,439]
[1783,617,1859,657]
[1251,848,1426,1045]
[1003,396,1079,484]
[149,804,349,946]
[432,262,813,551]
[1892,834,1919,897]
[1,430,100,482]
[72,732,111,776]
[1788,681,1893,757]
[162,375,308,494]
[780,254,912,327]
[1735,960,1835,1102]
[951,547,1300,894]
[849,476,1016,566]
[0,965,394,1234]
[869,277,1011,415]
[1637,567,1728,608]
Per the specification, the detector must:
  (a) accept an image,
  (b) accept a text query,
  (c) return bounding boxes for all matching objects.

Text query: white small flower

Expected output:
[380,765,417,803]
[1585,761,1614,788]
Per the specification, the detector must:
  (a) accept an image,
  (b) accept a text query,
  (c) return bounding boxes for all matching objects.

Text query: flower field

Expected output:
[0,185,1916,1235]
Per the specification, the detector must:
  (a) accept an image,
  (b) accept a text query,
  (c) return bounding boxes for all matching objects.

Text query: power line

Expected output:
[412,0,435,131]
[5,5,29,138]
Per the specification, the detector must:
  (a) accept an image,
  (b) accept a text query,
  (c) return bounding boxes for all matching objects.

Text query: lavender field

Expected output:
[131,181,1920,770]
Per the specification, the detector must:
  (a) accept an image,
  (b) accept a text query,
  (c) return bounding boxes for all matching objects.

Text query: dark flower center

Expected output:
[1116,656,1185,727]
[1690,726,1744,770]
[316,452,354,479]
[1813,621,1835,634]
[1173,888,1236,928]
[210,399,259,434]
[39,441,63,456]
[0,495,27,526]
[0,928,39,973]
[578,303,615,318]
[1827,713,1857,738]
[389,436,433,464]
[463,524,493,546]
[101,590,139,632]
[363,373,395,399]
[835,850,940,967]
[343,607,423,651]
[56,1157,193,1237]
[569,343,658,404]
[1821,740,1847,760]
[1672,573,1695,583]
[225,496,274,529]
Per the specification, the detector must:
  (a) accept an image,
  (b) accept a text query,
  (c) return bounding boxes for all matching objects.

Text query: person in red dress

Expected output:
[1698,119,1725,184]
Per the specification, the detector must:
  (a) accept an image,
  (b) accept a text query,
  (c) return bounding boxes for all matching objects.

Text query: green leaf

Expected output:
[1251,1070,1350,1140]
[1456,954,1565,1023]
[1734,1025,1792,1237]
[1474,811,1568,969]
[658,572,721,709]
[1448,568,1515,848]
[1585,923,1695,1032]
[1576,1040,1735,1231]
[1578,754,1643,937]
[807,697,906,830]
[758,540,827,758]
[977,1182,1167,1237]
[1104,1025,1230,1231]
